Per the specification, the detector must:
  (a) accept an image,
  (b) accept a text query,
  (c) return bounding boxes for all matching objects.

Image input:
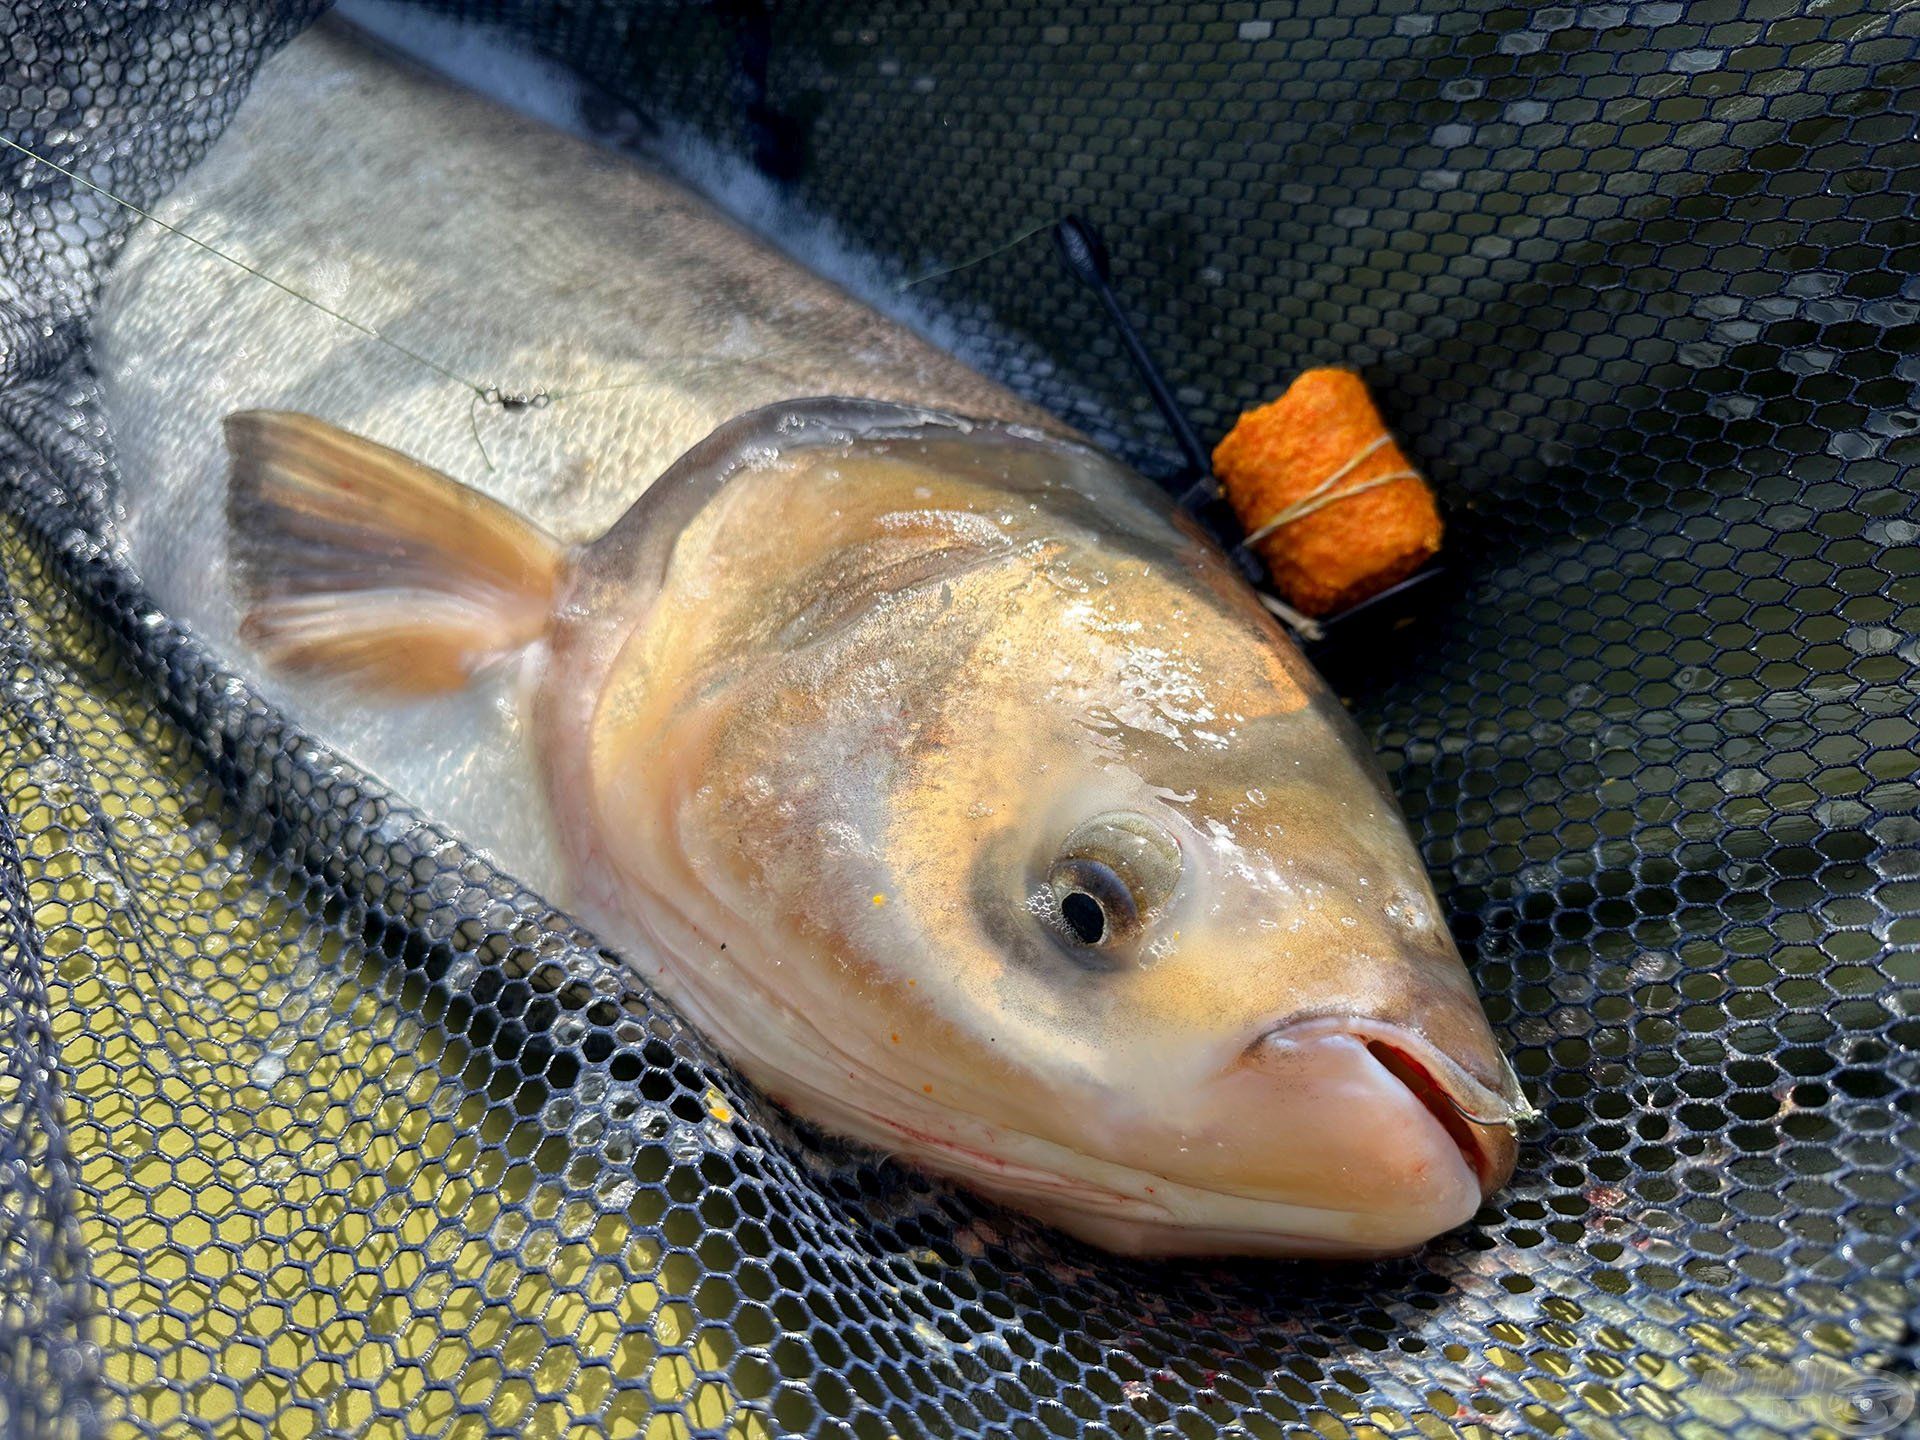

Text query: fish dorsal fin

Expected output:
[225,410,566,696]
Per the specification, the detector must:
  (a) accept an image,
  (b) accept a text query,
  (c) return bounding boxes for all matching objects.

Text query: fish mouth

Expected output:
[1361,1037,1517,1194]
[1247,1013,1525,1200]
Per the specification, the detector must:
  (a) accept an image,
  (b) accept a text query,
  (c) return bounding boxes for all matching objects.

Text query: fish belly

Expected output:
[92,18,1043,900]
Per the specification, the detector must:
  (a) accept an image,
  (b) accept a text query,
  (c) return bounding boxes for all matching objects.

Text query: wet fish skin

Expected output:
[542,403,1525,1257]
[97,23,1523,1256]
[95,19,1055,894]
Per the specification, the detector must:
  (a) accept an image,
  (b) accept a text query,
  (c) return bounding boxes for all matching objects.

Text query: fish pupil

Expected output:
[1060,890,1107,945]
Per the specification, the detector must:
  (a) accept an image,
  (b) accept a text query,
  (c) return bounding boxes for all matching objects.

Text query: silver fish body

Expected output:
[95,21,1524,1256]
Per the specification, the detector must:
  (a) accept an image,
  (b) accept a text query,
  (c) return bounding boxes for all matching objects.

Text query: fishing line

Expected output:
[4,135,845,460]
[896,220,1050,291]
[1,135,495,400]
[1239,435,1421,547]
[6,134,1058,484]
[467,389,547,472]
[0,132,587,471]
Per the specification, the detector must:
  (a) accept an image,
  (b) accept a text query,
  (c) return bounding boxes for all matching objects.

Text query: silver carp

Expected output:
[93,20,1524,1256]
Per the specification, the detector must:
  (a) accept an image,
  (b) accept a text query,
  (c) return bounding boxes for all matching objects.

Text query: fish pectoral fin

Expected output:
[225,410,565,697]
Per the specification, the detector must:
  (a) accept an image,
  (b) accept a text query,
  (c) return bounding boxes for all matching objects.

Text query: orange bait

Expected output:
[1213,368,1442,618]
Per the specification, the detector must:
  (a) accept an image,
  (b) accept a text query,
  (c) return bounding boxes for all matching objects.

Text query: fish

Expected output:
[91,18,1526,1257]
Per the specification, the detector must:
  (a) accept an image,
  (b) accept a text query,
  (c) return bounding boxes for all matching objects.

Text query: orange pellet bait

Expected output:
[1212,368,1442,618]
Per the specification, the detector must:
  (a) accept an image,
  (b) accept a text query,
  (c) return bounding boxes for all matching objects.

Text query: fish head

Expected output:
[577,402,1524,1257]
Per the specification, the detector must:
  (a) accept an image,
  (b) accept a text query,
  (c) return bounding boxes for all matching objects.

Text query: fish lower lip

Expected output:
[1363,1039,1510,1192]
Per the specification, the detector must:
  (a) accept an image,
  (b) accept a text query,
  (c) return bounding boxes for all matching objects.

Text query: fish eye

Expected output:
[1045,812,1182,951]
[1050,858,1136,946]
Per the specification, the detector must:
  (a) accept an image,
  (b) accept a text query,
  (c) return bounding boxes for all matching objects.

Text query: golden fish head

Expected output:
[578,402,1525,1257]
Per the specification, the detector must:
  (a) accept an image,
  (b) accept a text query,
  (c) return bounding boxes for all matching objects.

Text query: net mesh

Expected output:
[0,2,1916,1437]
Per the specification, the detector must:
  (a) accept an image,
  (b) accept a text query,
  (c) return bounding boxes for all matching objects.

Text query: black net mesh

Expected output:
[1,2,1917,1438]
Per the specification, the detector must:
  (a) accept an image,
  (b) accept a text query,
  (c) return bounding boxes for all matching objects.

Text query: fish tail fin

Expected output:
[224,410,566,697]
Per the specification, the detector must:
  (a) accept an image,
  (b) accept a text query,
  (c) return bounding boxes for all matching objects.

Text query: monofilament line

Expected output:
[897,220,1051,291]
[0,134,493,400]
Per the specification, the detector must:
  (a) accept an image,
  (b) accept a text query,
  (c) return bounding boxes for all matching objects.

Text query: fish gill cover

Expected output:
[0,2,1916,1438]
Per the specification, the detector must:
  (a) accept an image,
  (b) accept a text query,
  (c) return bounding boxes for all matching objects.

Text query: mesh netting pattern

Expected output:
[0,2,1916,1438]
[0,679,95,1440]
